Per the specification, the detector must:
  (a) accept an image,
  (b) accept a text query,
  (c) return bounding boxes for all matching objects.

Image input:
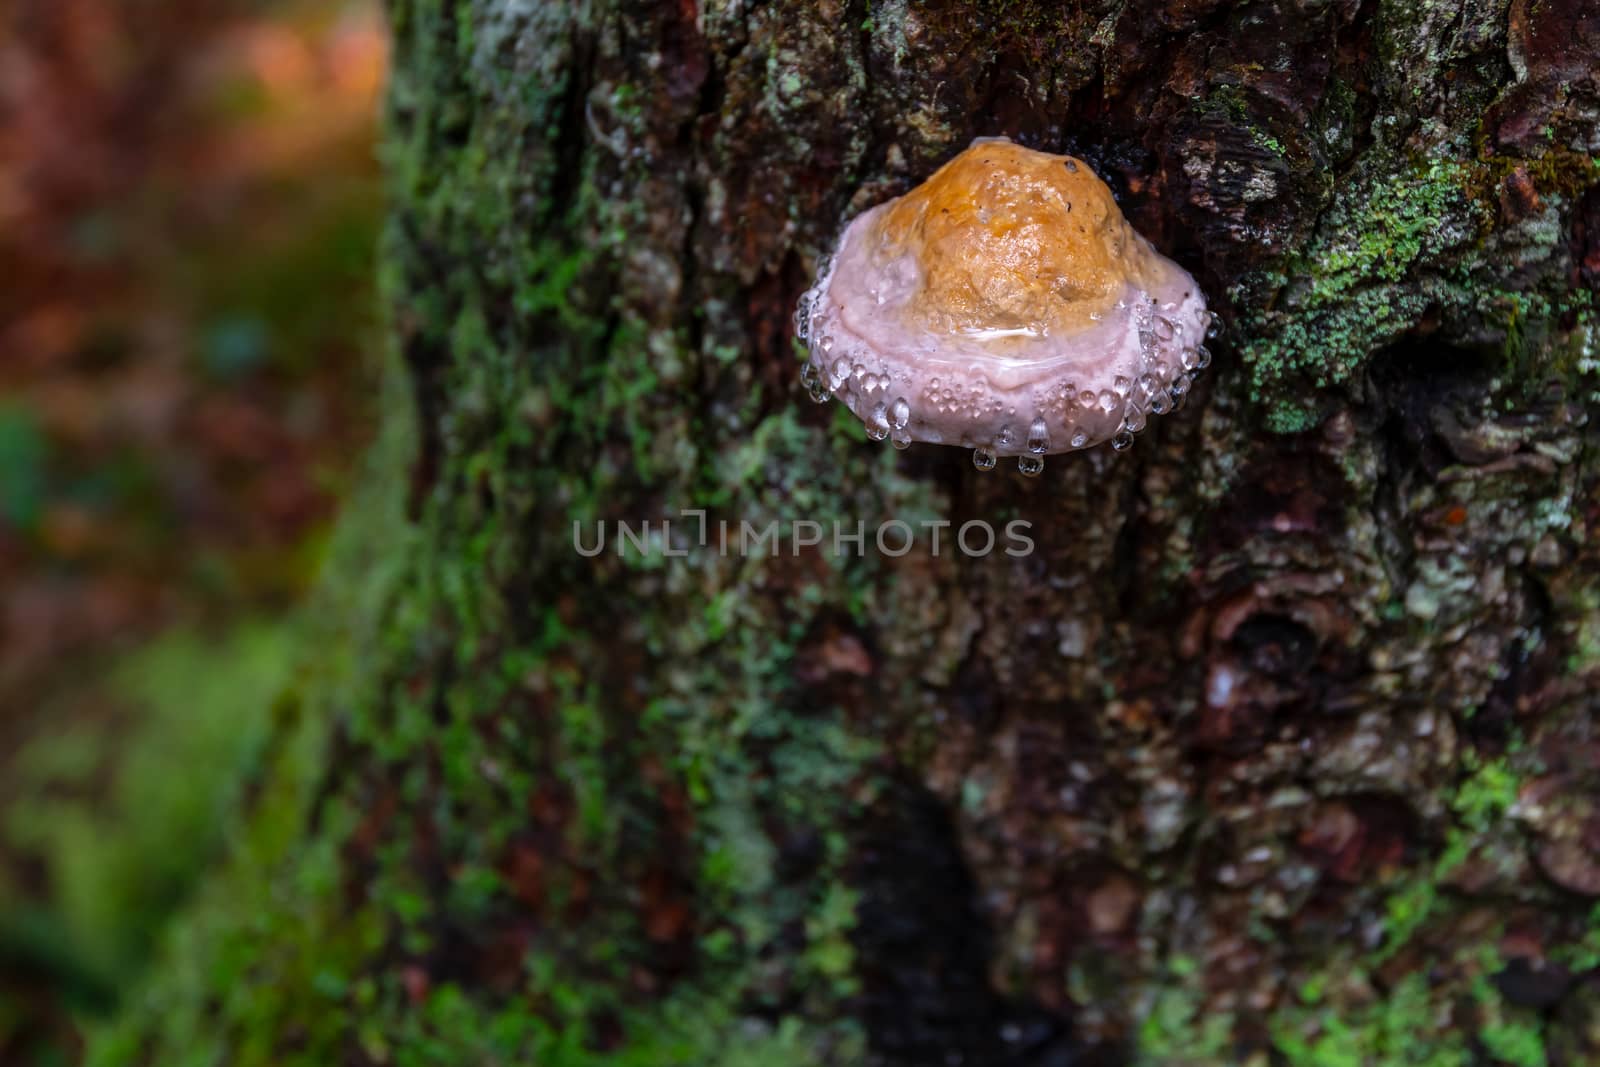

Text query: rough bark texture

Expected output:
[97,1,1600,1065]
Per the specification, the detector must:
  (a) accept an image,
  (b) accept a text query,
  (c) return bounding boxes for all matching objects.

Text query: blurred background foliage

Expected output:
[0,0,386,1061]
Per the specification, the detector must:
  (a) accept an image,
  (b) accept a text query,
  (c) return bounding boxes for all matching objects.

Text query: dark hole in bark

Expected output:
[852,780,1116,1066]
[1369,334,1504,477]
[1229,613,1318,677]
[950,650,1002,731]
[1469,571,1557,750]
[1493,956,1574,1010]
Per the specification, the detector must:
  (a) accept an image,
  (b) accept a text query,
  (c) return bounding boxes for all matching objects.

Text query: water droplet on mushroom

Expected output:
[1149,391,1171,416]
[867,401,890,440]
[793,294,813,343]
[1111,430,1134,451]
[1134,300,1155,359]
[1070,429,1089,448]
[1123,404,1147,434]
[1097,390,1117,414]
[1026,416,1050,454]
[1194,344,1212,369]
[891,396,911,429]
[891,429,912,450]
[1018,454,1044,477]
[973,448,997,471]
[829,357,851,390]
[801,360,830,403]
[994,424,1016,450]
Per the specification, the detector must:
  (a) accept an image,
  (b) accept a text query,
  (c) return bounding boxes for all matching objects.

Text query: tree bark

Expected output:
[104,0,1600,1064]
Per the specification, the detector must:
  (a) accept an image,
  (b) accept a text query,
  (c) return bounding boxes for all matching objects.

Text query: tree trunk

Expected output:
[104,0,1600,1064]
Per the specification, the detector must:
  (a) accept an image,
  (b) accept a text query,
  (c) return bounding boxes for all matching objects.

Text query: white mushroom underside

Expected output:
[799,202,1212,457]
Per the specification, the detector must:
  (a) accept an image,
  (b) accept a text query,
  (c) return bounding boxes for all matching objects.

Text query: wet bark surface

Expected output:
[105,1,1600,1064]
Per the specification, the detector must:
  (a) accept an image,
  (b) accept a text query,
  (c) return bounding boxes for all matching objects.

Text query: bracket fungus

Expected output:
[795,137,1215,475]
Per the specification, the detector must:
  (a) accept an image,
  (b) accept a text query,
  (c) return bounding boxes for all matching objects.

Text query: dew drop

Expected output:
[1111,430,1135,451]
[867,401,890,441]
[1123,405,1148,434]
[793,294,813,343]
[891,396,910,429]
[1070,430,1089,449]
[891,430,912,450]
[1113,375,1131,397]
[995,425,1016,450]
[1170,373,1192,400]
[1150,392,1171,416]
[973,448,997,471]
[1134,298,1155,358]
[800,360,828,403]
[1195,345,1212,369]
[829,357,851,390]
[1026,416,1050,454]
[1018,455,1045,477]
[1097,390,1117,413]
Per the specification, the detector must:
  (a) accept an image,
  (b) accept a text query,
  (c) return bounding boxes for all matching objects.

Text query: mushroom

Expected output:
[796,137,1214,475]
